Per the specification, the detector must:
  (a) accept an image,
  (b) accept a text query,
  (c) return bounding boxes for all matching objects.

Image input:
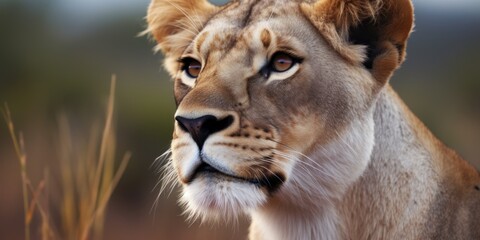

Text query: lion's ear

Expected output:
[145,0,218,55]
[301,0,414,84]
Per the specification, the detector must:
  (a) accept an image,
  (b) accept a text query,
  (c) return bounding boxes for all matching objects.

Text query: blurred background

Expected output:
[0,0,479,239]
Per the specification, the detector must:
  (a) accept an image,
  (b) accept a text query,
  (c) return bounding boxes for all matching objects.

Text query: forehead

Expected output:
[187,0,306,55]
[213,0,299,25]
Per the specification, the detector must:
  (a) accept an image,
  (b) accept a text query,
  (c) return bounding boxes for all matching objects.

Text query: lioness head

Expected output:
[146,0,413,221]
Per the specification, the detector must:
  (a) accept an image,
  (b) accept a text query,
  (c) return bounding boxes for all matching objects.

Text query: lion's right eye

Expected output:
[181,58,202,78]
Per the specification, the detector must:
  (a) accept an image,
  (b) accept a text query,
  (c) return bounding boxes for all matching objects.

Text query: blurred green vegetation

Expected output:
[392,10,480,163]
[0,1,479,239]
[0,1,175,168]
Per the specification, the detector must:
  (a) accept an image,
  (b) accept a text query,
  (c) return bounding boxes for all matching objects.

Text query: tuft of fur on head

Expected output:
[143,0,218,56]
[318,0,384,37]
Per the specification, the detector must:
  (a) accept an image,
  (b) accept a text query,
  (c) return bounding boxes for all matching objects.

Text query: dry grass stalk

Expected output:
[4,76,130,240]
[3,104,34,240]
[58,76,131,240]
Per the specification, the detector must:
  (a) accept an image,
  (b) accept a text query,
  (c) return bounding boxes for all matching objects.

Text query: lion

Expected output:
[144,0,480,239]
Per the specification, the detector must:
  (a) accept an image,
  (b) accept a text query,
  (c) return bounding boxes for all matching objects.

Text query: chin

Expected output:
[179,173,268,223]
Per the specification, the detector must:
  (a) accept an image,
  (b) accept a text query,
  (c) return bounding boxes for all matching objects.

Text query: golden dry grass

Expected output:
[3,76,130,240]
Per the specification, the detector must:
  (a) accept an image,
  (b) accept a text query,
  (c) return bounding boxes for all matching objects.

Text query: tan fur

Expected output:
[301,0,414,82]
[144,0,218,56]
[260,29,272,48]
[145,0,480,239]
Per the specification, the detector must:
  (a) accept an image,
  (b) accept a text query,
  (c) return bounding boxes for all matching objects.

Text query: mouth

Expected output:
[188,161,285,192]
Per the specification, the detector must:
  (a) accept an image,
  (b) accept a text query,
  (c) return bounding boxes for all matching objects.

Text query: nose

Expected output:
[175,115,234,150]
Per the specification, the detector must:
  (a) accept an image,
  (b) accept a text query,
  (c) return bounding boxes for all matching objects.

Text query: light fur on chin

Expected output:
[180,179,267,224]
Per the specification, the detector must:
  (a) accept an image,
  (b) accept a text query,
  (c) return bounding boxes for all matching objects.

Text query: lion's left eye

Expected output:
[271,52,295,72]
[260,52,302,79]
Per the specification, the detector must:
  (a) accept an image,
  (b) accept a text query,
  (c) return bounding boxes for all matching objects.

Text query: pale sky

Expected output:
[48,0,480,34]
[53,0,480,16]
[413,0,480,12]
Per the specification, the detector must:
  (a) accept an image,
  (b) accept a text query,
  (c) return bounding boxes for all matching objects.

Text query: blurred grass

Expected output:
[3,104,34,240]
[3,77,130,240]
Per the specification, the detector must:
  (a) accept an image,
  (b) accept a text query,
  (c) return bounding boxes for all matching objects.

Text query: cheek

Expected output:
[174,79,191,106]
[266,75,317,112]
[247,77,345,152]
[280,113,323,153]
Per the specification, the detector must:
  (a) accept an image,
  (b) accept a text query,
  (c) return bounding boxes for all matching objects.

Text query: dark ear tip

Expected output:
[371,42,401,84]
[343,0,413,80]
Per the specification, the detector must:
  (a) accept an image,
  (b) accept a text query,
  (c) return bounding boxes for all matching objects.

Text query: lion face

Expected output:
[146,0,413,221]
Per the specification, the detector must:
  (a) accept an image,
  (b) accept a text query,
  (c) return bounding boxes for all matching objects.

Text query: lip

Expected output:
[187,161,285,192]
[190,161,260,184]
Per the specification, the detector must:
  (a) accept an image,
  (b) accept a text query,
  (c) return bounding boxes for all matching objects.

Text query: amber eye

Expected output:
[182,58,202,78]
[271,52,294,72]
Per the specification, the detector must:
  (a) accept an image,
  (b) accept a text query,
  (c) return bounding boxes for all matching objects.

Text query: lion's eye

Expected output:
[181,58,202,78]
[260,52,302,79]
[271,52,295,72]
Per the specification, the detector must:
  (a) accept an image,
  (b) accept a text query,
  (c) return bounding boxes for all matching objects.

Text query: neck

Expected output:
[249,85,442,240]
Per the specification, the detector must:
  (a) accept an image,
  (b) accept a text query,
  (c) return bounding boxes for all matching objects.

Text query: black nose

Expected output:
[175,115,234,150]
